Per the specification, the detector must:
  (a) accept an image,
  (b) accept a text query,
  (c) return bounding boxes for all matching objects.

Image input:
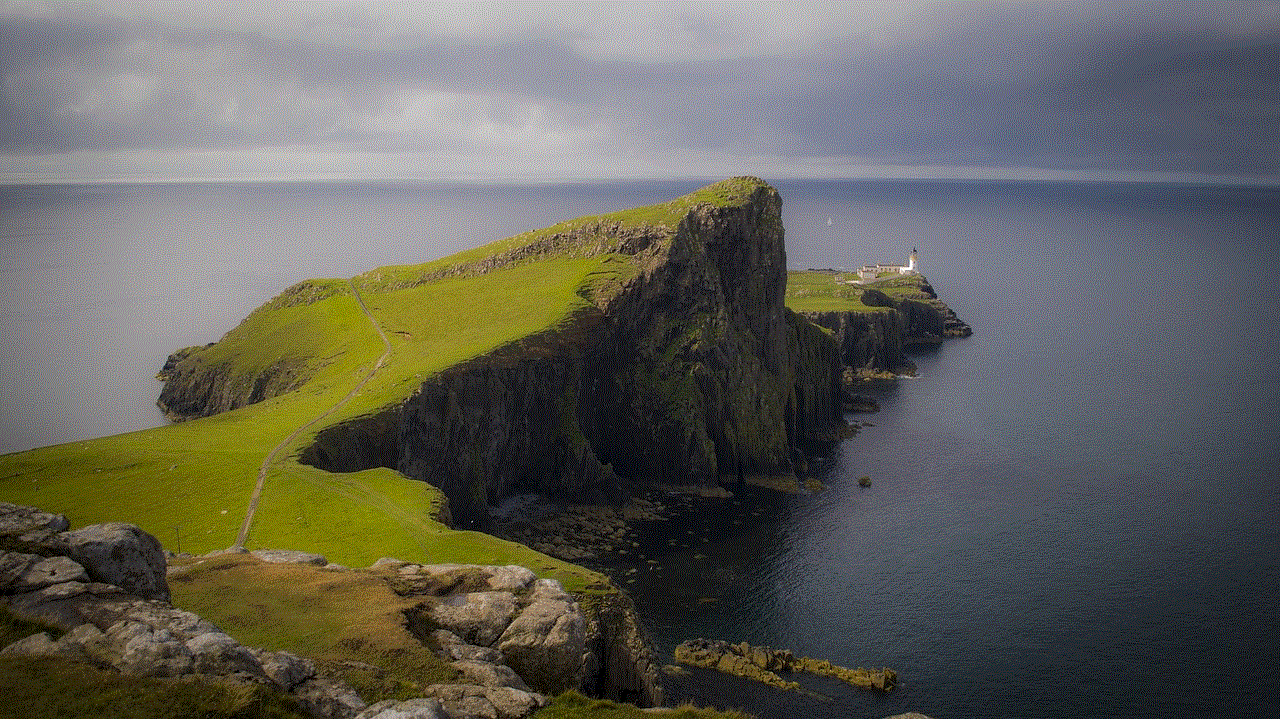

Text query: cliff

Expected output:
[160,177,843,527]
[785,271,970,379]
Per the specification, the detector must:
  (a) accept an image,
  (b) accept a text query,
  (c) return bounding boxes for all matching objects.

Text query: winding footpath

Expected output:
[233,280,392,549]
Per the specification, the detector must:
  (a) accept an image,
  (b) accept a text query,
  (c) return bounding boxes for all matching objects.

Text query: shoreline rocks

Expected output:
[674,638,897,694]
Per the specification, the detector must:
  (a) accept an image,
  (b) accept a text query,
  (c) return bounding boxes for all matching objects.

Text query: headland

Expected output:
[0,178,965,719]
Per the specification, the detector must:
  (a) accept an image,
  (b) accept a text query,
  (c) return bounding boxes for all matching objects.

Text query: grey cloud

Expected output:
[1,2,1275,180]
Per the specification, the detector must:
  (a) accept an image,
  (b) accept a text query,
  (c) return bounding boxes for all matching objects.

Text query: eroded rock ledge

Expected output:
[1,502,658,719]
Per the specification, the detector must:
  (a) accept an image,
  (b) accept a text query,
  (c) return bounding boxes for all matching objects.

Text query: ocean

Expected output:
[2,178,1277,718]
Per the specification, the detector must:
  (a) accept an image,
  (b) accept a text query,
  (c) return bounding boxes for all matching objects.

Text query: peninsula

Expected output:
[1,178,965,719]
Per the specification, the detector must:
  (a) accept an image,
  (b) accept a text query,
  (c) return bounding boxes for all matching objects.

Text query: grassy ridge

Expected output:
[0,178,766,592]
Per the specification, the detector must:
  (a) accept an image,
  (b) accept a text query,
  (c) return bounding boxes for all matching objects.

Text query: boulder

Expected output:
[1,630,86,660]
[251,648,318,691]
[58,522,170,601]
[293,674,368,718]
[102,619,196,677]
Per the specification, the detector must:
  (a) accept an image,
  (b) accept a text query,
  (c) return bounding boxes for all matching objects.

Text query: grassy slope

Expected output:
[0,178,765,594]
[783,270,925,313]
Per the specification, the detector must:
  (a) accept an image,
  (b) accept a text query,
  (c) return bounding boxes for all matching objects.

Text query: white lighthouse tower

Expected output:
[907,247,918,274]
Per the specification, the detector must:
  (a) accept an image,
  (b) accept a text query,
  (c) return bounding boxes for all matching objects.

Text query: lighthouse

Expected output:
[907,247,918,274]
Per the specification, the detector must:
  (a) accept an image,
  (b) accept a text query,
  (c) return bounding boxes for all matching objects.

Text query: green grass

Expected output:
[0,655,308,719]
[168,553,458,702]
[534,690,753,719]
[784,270,929,313]
[0,179,769,600]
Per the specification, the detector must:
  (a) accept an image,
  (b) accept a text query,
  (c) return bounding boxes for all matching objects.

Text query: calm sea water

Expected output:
[2,179,1277,718]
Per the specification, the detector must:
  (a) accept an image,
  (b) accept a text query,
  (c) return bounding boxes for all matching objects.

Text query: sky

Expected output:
[1,0,1276,184]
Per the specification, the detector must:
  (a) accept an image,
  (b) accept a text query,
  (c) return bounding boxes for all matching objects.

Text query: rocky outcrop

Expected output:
[674,638,897,693]
[578,590,663,707]
[1,504,364,719]
[801,275,971,379]
[3,504,645,719]
[157,349,306,422]
[897,278,973,342]
[805,307,915,378]
[1,503,169,602]
[379,558,659,710]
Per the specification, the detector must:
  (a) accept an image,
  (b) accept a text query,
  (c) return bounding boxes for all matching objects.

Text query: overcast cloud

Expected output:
[1,0,1276,183]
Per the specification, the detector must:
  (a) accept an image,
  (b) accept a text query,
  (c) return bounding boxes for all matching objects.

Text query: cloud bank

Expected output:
[2,1,1276,182]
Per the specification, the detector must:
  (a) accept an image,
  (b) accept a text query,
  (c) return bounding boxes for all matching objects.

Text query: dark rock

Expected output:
[860,288,894,307]
[845,394,880,413]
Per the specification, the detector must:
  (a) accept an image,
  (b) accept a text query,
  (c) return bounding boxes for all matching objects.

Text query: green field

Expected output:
[0,178,768,592]
[782,270,915,313]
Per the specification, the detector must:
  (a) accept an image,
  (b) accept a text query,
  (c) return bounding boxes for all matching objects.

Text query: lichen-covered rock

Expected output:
[251,648,318,691]
[293,673,368,718]
[452,659,531,691]
[421,592,520,647]
[0,551,89,593]
[0,502,70,536]
[388,564,536,597]
[497,580,585,694]
[0,504,367,719]
[251,549,329,566]
[422,684,546,719]
[1,630,85,660]
[4,579,134,631]
[356,698,449,719]
[57,522,170,601]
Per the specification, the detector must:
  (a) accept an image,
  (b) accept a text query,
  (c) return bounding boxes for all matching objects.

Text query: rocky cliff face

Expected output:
[801,277,971,378]
[294,179,842,526]
[156,345,306,422]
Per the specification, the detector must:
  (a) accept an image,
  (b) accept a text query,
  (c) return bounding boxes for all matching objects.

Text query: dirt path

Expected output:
[233,280,392,549]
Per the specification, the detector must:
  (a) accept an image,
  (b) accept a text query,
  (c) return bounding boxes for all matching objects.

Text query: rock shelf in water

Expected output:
[674,638,897,693]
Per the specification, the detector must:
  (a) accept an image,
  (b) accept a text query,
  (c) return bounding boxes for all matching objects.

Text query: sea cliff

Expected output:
[159,178,843,527]
[786,271,970,379]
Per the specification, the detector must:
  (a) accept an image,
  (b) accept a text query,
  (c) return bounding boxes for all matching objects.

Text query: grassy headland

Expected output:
[0,177,769,591]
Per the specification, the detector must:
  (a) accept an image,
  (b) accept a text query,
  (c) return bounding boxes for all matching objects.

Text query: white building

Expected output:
[857,248,918,281]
